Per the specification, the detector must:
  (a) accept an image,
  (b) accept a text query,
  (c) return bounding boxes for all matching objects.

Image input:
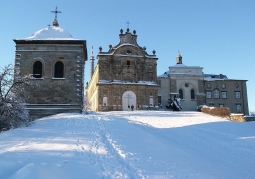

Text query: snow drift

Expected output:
[0,111,255,179]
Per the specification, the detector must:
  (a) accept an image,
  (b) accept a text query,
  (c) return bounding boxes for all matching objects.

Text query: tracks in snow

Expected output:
[88,115,145,179]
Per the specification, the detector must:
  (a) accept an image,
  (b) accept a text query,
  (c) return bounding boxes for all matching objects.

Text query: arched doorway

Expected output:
[122,91,136,111]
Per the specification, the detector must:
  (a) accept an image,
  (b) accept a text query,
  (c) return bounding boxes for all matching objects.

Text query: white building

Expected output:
[158,53,205,111]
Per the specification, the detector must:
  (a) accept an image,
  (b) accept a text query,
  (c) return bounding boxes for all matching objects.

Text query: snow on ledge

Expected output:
[98,80,158,86]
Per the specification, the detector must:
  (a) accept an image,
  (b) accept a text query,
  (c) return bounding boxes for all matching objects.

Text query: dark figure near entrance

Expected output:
[128,105,130,111]
[131,104,134,111]
[165,95,182,111]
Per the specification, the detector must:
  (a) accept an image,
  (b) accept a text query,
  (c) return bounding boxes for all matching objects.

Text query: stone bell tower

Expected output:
[13,8,87,119]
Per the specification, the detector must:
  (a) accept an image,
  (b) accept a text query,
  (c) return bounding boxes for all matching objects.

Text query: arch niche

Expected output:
[122,91,136,111]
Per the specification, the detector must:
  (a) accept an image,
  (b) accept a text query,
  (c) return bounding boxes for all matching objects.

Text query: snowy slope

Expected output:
[0,111,255,179]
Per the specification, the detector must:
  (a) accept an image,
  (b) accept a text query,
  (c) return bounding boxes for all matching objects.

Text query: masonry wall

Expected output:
[14,41,86,119]
[97,84,158,111]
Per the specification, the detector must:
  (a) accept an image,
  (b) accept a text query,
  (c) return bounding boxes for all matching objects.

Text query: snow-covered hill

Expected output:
[0,111,255,179]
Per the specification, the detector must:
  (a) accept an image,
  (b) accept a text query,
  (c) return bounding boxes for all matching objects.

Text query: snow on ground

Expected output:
[0,111,255,179]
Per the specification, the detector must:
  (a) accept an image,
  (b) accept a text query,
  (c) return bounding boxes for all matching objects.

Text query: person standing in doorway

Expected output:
[131,104,134,111]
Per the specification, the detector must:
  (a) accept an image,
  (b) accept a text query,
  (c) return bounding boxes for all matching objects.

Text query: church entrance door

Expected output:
[122,91,136,111]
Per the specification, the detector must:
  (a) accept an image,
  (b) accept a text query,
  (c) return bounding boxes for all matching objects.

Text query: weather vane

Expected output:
[51,6,62,20]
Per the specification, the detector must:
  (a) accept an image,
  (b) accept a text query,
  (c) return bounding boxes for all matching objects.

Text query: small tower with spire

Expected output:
[90,46,95,78]
[176,51,182,64]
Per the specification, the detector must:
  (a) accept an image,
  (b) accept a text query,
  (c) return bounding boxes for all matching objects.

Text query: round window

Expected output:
[185,83,189,87]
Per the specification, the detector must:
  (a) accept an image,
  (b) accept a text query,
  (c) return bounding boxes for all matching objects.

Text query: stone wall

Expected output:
[229,114,245,122]
[244,116,255,122]
[14,40,86,118]
[98,84,158,111]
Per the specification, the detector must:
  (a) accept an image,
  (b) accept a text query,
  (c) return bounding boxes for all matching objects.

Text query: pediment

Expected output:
[113,45,145,57]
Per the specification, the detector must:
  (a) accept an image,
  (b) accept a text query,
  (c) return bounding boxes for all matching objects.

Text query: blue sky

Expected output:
[1,0,254,112]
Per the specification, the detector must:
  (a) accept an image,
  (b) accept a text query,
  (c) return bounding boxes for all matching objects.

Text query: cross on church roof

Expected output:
[126,21,130,28]
[51,6,62,20]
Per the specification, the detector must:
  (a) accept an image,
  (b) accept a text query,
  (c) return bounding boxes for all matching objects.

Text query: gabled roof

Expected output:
[97,28,157,59]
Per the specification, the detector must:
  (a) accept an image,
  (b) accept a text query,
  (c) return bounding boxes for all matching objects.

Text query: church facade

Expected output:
[158,53,205,111]
[157,53,249,115]
[14,18,87,119]
[86,28,158,111]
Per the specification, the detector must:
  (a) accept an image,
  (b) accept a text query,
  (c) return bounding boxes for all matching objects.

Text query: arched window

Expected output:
[191,89,195,100]
[214,89,220,99]
[179,89,183,99]
[33,61,42,78]
[103,97,107,106]
[54,61,64,78]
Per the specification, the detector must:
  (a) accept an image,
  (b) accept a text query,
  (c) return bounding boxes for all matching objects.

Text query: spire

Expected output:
[90,46,95,78]
[51,6,62,27]
[176,50,182,64]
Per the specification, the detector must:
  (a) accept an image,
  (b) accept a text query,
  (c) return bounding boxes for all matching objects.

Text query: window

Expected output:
[157,80,161,87]
[236,104,241,113]
[127,60,130,66]
[126,50,132,54]
[206,91,212,99]
[103,97,107,106]
[221,83,226,89]
[235,91,241,99]
[191,89,195,100]
[214,89,219,99]
[209,103,215,107]
[179,89,183,99]
[158,96,161,104]
[54,61,64,78]
[219,104,224,108]
[33,61,42,78]
[222,91,227,99]
[206,83,211,89]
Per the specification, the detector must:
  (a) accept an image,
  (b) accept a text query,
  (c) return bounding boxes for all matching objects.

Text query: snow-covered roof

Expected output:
[19,26,78,40]
[158,63,204,78]
[158,70,170,78]
[173,64,187,67]
[204,74,228,81]
[170,63,203,69]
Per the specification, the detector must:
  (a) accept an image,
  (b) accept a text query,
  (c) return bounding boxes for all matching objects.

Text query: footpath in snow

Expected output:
[0,111,255,179]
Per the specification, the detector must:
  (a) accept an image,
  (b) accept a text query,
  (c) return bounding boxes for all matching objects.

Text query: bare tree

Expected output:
[83,96,91,114]
[0,64,35,131]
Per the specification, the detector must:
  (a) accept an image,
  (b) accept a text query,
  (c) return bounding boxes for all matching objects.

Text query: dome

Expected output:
[25,26,77,40]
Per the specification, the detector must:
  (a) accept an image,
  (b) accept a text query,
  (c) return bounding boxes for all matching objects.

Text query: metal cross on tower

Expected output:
[126,21,130,28]
[51,6,62,20]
